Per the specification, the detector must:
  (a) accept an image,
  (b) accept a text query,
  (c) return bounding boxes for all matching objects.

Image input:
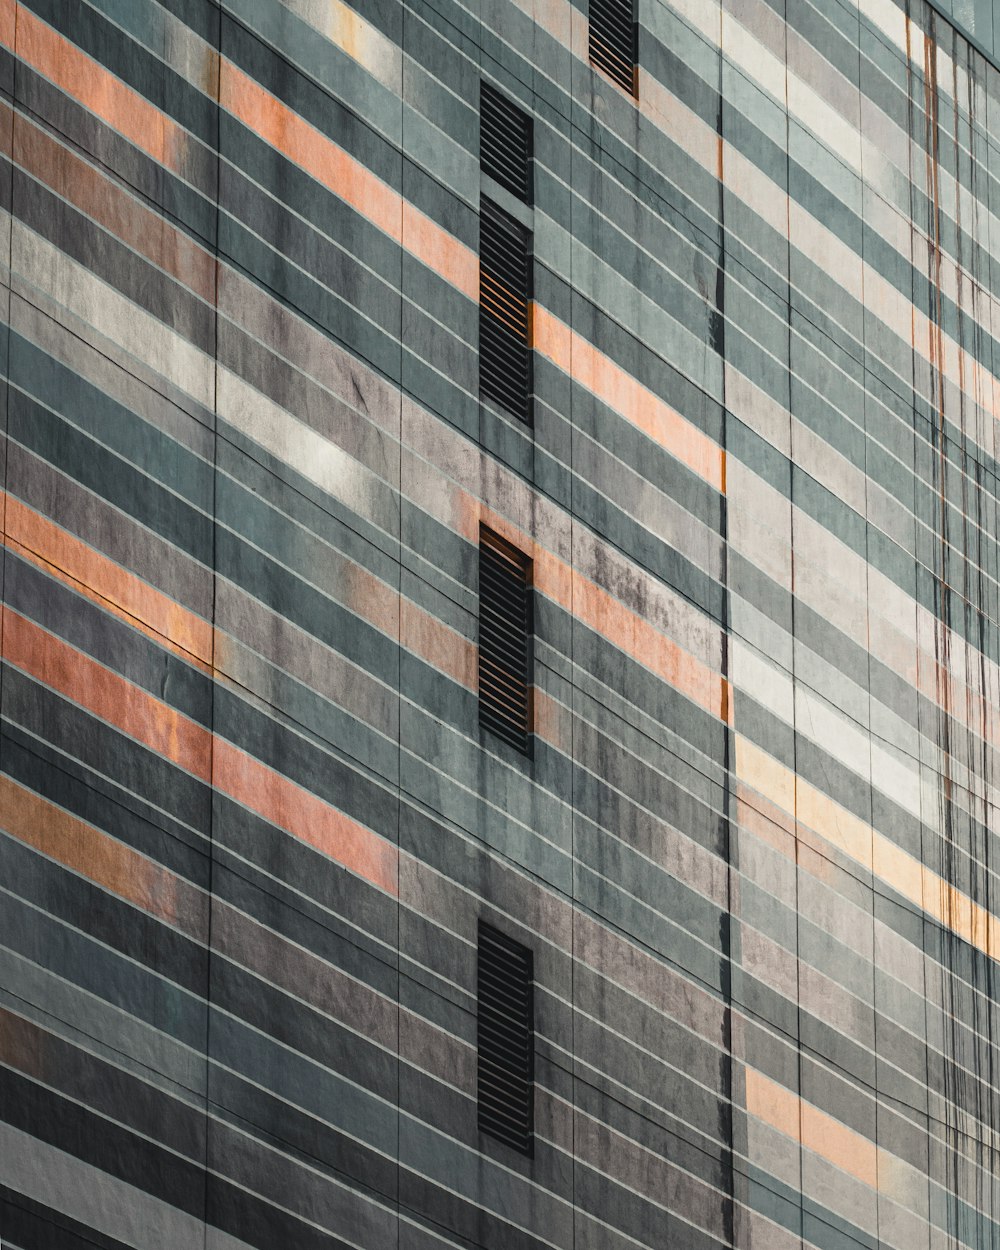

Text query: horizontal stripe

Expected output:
[11,3,193,177]
[533,304,726,492]
[0,774,205,938]
[218,59,478,301]
[9,1,1000,1248]
[11,0,740,498]
[4,491,214,667]
[737,733,1000,963]
[0,1121,214,1250]
[2,606,398,896]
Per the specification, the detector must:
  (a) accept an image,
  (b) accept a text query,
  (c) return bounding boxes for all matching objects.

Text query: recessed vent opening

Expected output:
[589,0,637,95]
[478,526,533,754]
[480,82,533,204]
[479,198,533,424]
[477,921,534,1155]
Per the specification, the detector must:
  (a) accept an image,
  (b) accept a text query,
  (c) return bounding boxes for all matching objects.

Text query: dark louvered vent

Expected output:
[479,198,533,424]
[477,921,534,1155]
[480,82,533,204]
[589,0,637,95]
[478,526,532,753]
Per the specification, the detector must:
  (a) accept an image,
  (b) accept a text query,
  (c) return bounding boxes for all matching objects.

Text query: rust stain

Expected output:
[922,21,958,938]
[332,0,366,68]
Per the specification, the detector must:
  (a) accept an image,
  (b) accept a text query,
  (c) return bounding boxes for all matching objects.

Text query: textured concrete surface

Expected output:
[3,0,1000,1246]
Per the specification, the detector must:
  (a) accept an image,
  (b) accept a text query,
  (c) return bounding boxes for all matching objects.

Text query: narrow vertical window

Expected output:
[479,198,533,424]
[477,921,534,1155]
[478,526,532,753]
[480,82,533,204]
[589,0,637,95]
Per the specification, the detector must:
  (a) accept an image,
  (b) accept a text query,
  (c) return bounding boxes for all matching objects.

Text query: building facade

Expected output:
[4,0,1000,1246]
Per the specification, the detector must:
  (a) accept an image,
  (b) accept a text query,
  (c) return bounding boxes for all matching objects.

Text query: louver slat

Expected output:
[477,922,534,1155]
[478,527,532,753]
[480,83,533,204]
[479,199,533,424]
[589,0,636,95]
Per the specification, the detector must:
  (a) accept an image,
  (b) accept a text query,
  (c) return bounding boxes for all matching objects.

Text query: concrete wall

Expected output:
[3,0,1000,1247]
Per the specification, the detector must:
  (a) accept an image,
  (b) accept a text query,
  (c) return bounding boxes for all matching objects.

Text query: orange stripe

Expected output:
[0,0,13,54]
[570,571,730,723]
[13,114,217,302]
[9,475,727,746]
[343,560,476,690]
[746,1068,878,1190]
[7,530,214,676]
[212,738,398,896]
[14,6,188,175]
[347,558,580,755]
[533,305,726,493]
[534,687,570,753]
[0,772,202,937]
[745,1065,800,1139]
[3,608,397,896]
[400,598,476,689]
[219,61,478,301]
[0,19,729,735]
[3,607,213,780]
[4,493,214,667]
[4,492,478,748]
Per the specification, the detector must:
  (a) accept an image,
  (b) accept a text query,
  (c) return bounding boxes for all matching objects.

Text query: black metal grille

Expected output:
[477,921,534,1155]
[589,0,636,94]
[479,198,533,424]
[480,82,533,204]
[478,526,532,753]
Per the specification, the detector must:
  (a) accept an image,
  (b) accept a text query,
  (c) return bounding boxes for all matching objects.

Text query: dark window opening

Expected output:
[477,921,534,1155]
[479,198,533,424]
[478,526,533,753]
[480,82,533,204]
[589,0,637,95]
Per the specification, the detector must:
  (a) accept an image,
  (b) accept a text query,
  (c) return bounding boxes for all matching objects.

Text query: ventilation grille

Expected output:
[478,527,532,753]
[589,0,636,94]
[480,82,533,204]
[479,198,533,424]
[477,921,534,1155]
